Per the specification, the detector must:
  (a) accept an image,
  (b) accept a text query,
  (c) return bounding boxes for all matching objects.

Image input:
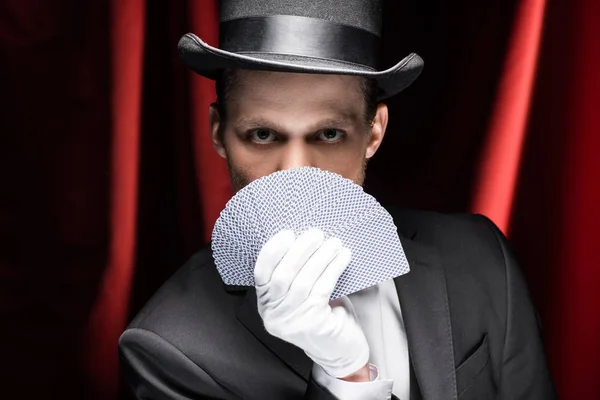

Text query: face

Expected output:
[209,70,389,192]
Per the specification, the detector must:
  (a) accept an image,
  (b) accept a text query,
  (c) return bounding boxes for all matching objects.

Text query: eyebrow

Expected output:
[234,115,359,132]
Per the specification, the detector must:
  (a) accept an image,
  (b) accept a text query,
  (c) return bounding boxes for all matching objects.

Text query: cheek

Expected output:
[224,136,279,180]
[312,145,367,181]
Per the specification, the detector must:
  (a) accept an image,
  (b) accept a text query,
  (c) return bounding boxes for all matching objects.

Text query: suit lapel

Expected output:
[395,235,457,400]
[235,286,313,382]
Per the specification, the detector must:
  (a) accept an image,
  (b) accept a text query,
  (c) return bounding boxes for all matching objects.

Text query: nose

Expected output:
[278,141,313,171]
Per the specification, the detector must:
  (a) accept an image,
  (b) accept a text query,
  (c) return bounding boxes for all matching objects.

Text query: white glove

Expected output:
[254,228,370,378]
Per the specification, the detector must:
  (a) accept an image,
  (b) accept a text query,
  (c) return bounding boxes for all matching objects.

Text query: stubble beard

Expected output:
[226,155,253,193]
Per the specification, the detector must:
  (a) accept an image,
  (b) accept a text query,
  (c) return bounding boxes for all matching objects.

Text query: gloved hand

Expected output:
[254,228,370,378]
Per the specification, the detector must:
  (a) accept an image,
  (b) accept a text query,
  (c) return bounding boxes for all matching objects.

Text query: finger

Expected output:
[254,229,296,287]
[267,228,324,300]
[310,247,352,300]
[279,237,343,310]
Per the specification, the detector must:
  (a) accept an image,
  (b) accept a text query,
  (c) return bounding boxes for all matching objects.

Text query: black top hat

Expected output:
[178,0,423,100]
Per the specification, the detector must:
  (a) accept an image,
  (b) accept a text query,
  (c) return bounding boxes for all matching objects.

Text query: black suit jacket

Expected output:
[119,208,557,399]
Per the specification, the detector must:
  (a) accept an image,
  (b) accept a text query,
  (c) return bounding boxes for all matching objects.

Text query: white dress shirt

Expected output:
[312,278,410,400]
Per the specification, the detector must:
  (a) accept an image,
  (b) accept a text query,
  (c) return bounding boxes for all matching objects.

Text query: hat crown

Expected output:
[220,0,383,36]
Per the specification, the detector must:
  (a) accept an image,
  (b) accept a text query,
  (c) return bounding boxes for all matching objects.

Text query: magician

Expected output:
[118,0,557,399]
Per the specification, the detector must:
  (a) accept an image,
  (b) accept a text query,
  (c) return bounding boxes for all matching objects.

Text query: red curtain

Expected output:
[1,0,598,399]
[471,0,546,230]
[549,0,600,392]
[84,0,146,398]
[188,0,232,242]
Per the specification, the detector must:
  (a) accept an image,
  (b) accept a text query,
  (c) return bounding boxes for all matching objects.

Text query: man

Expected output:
[119,1,557,399]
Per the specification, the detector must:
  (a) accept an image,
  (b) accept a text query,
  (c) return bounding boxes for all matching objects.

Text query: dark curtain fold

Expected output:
[1,0,598,399]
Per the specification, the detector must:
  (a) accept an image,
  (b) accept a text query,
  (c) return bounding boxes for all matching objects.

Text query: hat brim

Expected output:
[178,33,424,100]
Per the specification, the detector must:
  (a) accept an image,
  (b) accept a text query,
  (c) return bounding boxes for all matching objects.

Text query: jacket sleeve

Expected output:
[304,373,343,400]
[119,328,239,400]
[479,215,558,399]
[120,328,346,400]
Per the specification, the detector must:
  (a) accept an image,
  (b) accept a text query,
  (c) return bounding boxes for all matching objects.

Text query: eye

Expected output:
[317,129,345,142]
[249,128,276,143]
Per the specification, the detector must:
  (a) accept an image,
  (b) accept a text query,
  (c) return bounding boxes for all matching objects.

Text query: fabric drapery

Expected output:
[470,0,546,232]
[84,0,146,398]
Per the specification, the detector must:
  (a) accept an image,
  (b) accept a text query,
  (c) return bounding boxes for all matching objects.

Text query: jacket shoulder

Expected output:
[125,244,241,334]
[387,206,513,311]
[387,206,508,270]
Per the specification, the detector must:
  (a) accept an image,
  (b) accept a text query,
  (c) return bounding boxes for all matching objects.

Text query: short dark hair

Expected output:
[214,69,379,139]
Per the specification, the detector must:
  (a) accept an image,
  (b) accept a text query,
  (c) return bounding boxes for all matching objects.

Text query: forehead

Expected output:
[226,70,365,118]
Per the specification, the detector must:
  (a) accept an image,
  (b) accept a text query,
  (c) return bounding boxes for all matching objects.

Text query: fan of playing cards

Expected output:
[211,167,410,299]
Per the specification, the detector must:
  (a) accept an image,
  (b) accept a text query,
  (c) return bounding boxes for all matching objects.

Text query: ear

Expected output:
[365,103,388,159]
[209,103,227,159]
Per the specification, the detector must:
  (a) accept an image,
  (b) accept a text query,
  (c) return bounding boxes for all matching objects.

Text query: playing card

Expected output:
[211,167,410,299]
